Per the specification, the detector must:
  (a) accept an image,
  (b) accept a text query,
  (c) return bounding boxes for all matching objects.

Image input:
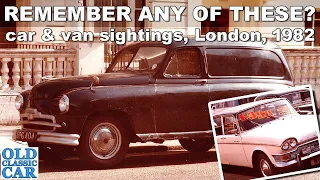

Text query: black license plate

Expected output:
[15,130,38,142]
[311,157,320,166]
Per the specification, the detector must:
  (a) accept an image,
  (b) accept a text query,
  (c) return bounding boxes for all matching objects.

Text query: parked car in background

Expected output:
[254,87,313,115]
[13,39,293,168]
[213,98,320,177]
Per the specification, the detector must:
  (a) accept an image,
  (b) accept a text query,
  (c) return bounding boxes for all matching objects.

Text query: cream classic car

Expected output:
[212,98,320,177]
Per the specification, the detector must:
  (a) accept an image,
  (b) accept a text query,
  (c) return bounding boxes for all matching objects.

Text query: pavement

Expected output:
[0,95,20,125]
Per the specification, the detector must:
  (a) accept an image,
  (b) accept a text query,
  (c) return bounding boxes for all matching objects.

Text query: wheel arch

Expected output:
[80,109,141,143]
[251,148,274,168]
[252,150,265,168]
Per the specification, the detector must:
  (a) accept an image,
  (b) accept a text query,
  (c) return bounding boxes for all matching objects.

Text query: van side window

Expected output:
[206,49,285,77]
[164,49,202,78]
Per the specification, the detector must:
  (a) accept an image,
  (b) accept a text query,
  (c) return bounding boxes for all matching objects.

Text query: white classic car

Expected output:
[212,98,320,177]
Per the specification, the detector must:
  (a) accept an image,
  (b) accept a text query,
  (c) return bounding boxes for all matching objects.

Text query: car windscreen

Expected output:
[237,100,298,131]
[206,49,285,77]
[110,46,167,73]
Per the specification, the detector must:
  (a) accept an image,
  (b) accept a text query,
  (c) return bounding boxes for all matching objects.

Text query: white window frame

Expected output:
[310,9,320,47]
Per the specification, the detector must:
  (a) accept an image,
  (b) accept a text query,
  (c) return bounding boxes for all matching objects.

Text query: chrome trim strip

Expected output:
[137,130,213,142]
[301,150,320,161]
[218,142,279,147]
[12,130,80,146]
[273,151,320,168]
[21,121,61,128]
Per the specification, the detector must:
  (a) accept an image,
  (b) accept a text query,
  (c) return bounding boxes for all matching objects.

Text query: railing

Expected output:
[0,43,67,50]
[283,48,320,86]
[17,43,67,50]
[0,49,76,91]
[283,48,320,107]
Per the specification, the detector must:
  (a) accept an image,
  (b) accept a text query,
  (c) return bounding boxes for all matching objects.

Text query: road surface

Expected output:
[0,129,221,180]
[2,127,320,180]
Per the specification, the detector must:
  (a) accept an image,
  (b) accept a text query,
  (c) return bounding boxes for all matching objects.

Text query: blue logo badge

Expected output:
[1,147,38,179]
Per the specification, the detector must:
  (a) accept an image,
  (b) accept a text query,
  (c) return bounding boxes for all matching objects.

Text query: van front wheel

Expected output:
[78,116,129,168]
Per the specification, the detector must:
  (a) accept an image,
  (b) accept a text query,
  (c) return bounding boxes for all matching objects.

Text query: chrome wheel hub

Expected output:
[89,123,121,160]
[260,159,272,177]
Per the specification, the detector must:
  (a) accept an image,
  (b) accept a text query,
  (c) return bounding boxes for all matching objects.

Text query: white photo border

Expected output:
[208,85,320,180]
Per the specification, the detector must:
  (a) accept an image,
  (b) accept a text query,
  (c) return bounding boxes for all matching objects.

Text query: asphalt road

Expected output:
[38,149,220,180]
[220,159,320,180]
[0,134,221,180]
[2,128,320,180]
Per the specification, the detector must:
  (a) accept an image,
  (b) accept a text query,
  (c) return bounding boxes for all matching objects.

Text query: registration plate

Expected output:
[311,157,320,166]
[15,130,38,142]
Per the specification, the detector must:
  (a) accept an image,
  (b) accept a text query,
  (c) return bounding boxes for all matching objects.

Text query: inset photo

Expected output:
[208,85,320,180]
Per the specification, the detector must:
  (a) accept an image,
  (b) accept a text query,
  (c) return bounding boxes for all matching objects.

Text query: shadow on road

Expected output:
[221,165,256,180]
[221,161,320,180]
[39,146,217,173]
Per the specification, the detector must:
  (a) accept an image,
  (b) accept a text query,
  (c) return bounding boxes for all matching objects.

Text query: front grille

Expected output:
[21,108,59,131]
[297,140,319,157]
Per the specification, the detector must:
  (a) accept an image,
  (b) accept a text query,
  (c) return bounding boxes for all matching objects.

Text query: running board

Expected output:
[136,130,214,142]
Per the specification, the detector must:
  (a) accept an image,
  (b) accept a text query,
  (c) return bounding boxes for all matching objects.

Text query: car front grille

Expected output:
[20,108,61,131]
[297,140,320,157]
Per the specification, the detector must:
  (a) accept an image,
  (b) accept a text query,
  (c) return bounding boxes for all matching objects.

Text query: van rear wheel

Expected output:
[179,138,214,152]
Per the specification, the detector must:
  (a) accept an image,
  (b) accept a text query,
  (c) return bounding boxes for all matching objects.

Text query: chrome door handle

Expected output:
[221,137,226,140]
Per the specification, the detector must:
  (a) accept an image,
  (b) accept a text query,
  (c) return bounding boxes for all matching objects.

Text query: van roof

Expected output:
[126,38,281,49]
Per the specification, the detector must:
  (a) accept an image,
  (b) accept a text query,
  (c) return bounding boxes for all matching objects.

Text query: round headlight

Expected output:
[59,95,69,113]
[289,139,297,147]
[281,142,289,150]
[15,94,24,111]
[281,138,298,150]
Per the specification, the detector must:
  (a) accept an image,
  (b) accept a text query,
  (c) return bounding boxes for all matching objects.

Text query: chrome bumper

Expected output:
[12,129,80,146]
[15,108,80,146]
[273,150,320,168]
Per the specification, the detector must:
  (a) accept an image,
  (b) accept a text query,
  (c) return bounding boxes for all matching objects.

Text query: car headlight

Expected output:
[281,138,298,150]
[15,94,24,111]
[59,95,69,113]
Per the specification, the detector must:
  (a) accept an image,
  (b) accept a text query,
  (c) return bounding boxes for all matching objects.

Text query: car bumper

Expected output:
[12,129,80,146]
[273,150,320,168]
[14,108,80,146]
